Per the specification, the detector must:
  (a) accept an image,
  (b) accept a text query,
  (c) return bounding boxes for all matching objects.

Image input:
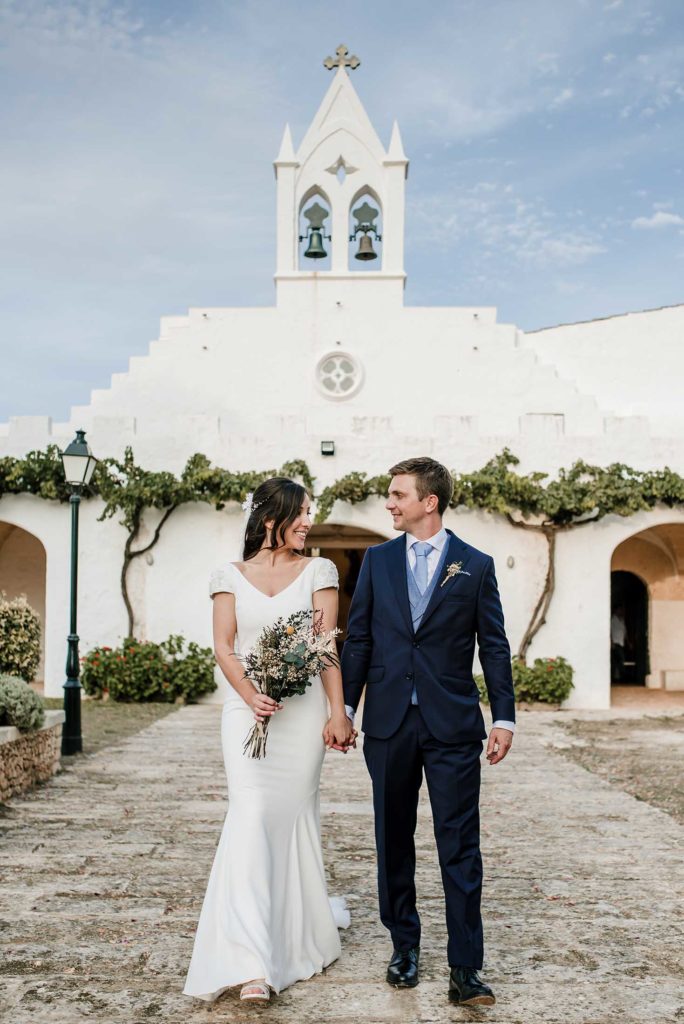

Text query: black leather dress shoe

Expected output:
[386,946,420,987]
[448,966,495,1006]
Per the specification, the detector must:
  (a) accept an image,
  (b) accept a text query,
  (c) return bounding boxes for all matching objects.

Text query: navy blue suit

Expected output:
[342,529,515,967]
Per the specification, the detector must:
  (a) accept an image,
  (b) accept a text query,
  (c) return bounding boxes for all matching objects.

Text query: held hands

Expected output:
[323,713,357,754]
[486,727,513,765]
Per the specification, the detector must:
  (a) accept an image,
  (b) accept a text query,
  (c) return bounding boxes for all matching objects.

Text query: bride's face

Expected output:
[267,497,313,552]
[283,498,313,552]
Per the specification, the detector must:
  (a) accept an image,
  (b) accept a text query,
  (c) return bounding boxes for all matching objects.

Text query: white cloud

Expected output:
[550,87,574,107]
[631,210,684,229]
[536,52,560,77]
[409,182,606,270]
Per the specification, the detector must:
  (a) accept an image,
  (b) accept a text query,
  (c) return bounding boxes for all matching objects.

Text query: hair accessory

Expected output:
[241,492,263,515]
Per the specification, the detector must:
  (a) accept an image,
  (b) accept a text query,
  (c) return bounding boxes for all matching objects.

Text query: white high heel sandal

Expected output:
[239,980,271,1002]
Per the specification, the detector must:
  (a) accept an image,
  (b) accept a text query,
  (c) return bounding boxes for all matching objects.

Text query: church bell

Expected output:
[354,233,377,261]
[304,228,327,259]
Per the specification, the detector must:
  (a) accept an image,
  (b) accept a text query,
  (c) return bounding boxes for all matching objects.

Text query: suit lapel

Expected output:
[385,535,414,634]
[416,530,470,632]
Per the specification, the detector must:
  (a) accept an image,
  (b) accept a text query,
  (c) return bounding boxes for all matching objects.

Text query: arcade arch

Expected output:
[306,523,387,644]
[611,523,684,692]
[0,522,47,684]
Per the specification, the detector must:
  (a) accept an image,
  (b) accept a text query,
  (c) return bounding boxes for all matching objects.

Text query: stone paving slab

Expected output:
[1,705,683,1024]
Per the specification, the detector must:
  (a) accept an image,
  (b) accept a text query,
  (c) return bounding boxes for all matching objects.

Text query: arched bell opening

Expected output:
[298,188,332,270]
[0,522,47,687]
[348,187,383,270]
[305,523,387,648]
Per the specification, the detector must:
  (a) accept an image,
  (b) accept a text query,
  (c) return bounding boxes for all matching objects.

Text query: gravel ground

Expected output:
[1,705,683,1024]
[41,697,179,758]
[552,714,684,825]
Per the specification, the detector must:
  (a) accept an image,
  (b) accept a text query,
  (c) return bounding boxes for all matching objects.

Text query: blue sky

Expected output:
[1,0,683,422]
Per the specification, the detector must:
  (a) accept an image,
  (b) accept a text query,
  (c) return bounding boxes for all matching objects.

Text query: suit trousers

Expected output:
[363,704,484,968]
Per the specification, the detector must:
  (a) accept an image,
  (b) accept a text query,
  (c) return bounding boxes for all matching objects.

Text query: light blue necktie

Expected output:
[412,541,433,595]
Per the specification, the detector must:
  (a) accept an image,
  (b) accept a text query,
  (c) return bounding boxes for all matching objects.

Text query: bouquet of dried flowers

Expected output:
[242,609,341,759]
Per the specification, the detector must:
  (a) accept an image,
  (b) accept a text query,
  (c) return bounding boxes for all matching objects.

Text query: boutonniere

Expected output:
[440,561,471,587]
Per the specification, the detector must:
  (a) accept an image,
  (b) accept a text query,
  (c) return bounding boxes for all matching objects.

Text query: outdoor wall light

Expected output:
[321,441,336,456]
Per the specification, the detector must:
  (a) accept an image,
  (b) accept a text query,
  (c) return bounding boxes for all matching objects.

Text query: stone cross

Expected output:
[323,44,360,72]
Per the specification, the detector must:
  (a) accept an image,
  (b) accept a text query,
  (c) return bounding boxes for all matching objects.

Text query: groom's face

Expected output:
[386,474,432,533]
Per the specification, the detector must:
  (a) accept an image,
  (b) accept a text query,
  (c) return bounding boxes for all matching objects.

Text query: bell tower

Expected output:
[274,44,409,303]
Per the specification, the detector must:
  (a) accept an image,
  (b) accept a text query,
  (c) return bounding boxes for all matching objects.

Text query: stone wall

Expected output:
[0,710,64,802]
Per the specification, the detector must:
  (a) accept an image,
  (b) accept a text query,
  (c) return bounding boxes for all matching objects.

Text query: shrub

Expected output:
[0,674,45,731]
[81,634,216,704]
[476,656,574,705]
[0,594,41,682]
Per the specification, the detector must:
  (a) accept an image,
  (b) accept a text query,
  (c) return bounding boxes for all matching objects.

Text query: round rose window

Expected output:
[316,351,363,400]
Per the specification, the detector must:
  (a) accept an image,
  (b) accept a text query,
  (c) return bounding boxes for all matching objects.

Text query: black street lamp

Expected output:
[60,429,97,756]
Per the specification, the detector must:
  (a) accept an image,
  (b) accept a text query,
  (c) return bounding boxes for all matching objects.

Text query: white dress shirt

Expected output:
[610,613,626,646]
[345,528,515,734]
[406,526,450,582]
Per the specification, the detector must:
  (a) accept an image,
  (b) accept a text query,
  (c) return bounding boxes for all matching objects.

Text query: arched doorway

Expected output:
[611,524,684,691]
[306,524,387,645]
[610,570,649,684]
[0,522,47,685]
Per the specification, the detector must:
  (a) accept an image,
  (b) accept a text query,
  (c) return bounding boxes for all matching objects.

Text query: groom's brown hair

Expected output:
[388,457,454,516]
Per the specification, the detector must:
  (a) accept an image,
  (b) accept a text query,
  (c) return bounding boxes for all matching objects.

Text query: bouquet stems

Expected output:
[243,718,269,759]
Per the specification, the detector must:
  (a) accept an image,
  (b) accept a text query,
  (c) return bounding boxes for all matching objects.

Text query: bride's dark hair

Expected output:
[242,477,309,561]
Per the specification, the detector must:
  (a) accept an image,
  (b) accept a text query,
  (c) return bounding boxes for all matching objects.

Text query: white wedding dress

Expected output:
[183,556,349,1001]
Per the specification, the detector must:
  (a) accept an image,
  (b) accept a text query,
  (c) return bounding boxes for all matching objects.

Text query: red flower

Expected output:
[547,665,553,672]
[102,646,112,652]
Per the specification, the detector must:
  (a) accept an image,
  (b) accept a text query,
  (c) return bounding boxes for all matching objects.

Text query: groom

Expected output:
[341,457,515,1007]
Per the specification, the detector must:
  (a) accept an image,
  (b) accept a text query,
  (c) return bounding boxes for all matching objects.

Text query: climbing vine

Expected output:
[2,446,683,657]
[313,449,684,660]
[0,447,315,637]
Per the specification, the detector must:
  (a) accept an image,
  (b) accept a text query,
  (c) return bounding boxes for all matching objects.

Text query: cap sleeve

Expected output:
[312,557,339,592]
[209,565,234,598]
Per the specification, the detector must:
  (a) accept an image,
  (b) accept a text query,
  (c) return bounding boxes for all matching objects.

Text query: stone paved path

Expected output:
[2,705,683,1024]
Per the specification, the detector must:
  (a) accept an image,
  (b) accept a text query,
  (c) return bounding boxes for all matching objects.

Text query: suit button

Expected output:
[405,673,413,680]
[412,641,419,648]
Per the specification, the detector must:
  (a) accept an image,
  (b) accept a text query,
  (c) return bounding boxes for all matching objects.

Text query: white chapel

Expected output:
[1,46,683,707]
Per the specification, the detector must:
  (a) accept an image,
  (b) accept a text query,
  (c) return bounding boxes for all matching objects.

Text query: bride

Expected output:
[183,477,356,1004]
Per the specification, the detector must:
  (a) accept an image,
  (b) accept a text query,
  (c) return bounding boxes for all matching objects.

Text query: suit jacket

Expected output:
[341,529,515,743]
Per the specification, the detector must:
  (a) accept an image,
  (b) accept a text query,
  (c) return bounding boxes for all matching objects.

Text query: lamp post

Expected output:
[60,429,98,756]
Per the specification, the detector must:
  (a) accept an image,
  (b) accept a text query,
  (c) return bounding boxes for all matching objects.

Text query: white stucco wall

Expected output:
[526,304,684,436]
[651,600,684,687]
[3,487,682,707]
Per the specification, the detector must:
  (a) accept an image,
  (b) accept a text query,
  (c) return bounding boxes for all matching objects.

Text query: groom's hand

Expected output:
[486,727,513,765]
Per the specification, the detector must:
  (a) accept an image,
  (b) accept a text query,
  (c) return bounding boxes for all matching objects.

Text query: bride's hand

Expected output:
[247,690,282,723]
[324,714,357,753]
